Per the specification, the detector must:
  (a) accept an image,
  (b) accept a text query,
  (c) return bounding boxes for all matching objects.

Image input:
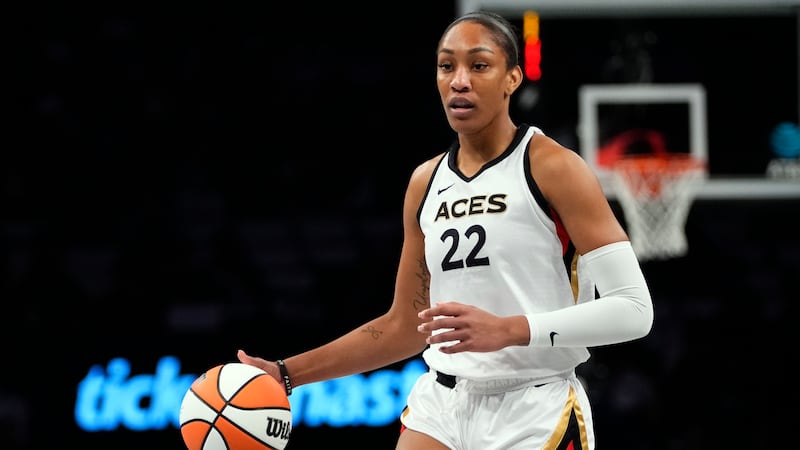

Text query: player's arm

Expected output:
[524,134,654,347]
[238,157,437,389]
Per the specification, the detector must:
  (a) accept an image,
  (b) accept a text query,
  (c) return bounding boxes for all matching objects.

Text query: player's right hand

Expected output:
[237,349,281,383]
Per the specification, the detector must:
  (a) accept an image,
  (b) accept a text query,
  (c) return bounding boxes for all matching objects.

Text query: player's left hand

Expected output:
[417,301,530,353]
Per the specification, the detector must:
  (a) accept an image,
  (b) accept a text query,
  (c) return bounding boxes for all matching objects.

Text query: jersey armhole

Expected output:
[415,152,449,226]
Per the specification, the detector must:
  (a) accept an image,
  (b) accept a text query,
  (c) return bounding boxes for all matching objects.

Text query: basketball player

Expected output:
[238,10,653,449]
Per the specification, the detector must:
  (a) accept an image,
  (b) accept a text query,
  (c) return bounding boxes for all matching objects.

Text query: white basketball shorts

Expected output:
[400,370,595,450]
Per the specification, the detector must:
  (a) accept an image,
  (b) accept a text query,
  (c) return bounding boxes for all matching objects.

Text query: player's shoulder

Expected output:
[526,127,603,201]
[409,151,447,187]
[403,151,447,212]
[528,129,585,172]
[403,151,448,220]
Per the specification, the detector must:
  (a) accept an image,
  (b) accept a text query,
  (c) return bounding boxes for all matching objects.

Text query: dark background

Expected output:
[4,2,799,449]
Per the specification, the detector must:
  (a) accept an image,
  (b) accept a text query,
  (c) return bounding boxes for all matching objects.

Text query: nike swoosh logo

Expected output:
[549,331,558,347]
[438,183,455,195]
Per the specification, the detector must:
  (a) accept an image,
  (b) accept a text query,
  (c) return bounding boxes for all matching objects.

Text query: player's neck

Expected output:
[457,118,518,164]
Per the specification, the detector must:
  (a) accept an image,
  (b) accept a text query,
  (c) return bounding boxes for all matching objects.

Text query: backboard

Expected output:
[577,83,799,199]
[458,0,800,200]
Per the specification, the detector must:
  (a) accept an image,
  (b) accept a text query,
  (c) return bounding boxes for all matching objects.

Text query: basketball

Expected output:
[179,363,292,450]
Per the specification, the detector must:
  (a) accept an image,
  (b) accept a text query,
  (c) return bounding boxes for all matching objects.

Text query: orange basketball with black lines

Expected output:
[179,363,292,450]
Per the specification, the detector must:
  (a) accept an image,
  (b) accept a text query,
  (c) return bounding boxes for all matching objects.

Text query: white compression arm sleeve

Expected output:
[526,240,654,348]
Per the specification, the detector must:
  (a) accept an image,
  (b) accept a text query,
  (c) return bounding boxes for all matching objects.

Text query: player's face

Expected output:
[436,22,515,134]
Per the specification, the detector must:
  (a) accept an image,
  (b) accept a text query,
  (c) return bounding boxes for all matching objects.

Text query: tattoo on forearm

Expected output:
[362,325,383,340]
[413,256,430,311]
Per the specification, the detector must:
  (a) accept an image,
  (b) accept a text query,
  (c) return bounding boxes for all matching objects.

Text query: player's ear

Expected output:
[506,65,523,97]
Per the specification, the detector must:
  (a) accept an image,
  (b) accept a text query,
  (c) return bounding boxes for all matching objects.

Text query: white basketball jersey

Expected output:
[418,124,593,381]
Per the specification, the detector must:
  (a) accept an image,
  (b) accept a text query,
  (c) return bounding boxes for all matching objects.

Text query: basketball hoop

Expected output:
[611,154,706,261]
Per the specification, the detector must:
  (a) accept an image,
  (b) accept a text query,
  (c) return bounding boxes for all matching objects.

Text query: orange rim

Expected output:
[613,154,705,197]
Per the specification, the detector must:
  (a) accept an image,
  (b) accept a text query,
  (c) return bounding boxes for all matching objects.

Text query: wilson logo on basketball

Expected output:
[266,417,292,441]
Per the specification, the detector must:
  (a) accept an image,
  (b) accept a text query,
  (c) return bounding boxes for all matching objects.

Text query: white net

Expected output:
[611,155,706,261]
